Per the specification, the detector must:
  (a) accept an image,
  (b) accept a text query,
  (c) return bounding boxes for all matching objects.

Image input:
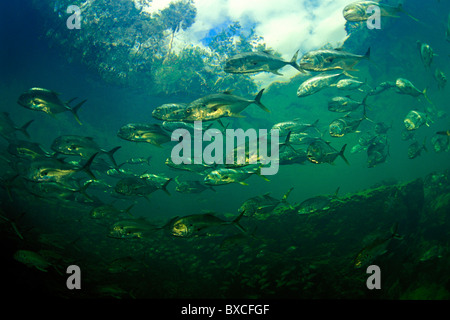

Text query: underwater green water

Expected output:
[1,0,450,301]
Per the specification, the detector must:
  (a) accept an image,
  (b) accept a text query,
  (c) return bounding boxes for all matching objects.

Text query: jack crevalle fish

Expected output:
[224,50,304,75]
[17,87,86,125]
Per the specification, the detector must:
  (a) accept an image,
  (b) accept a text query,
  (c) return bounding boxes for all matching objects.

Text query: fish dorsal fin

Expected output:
[201,210,216,215]
[343,112,352,118]
[222,90,233,95]
[85,137,95,141]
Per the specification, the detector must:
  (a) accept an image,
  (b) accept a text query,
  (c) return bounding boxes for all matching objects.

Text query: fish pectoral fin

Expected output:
[343,71,358,78]
[257,205,274,210]
[270,70,283,75]
[150,142,164,148]
[36,266,48,272]
[239,181,249,186]
[384,13,401,18]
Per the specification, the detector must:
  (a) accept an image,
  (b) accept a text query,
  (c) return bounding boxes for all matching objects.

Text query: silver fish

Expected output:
[299,48,370,73]
[395,78,429,100]
[117,123,171,147]
[17,87,85,125]
[327,96,367,113]
[329,107,368,137]
[332,78,367,91]
[367,135,389,168]
[0,112,33,141]
[203,165,268,186]
[224,50,304,75]
[403,110,430,131]
[297,73,344,98]
[164,211,246,238]
[408,138,427,159]
[51,135,120,166]
[343,1,418,22]
[297,187,340,214]
[306,139,349,165]
[182,89,269,122]
[417,41,436,68]
[152,103,189,121]
[434,68,447,90]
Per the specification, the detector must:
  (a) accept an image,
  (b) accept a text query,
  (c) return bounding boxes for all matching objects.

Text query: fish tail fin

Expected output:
[422,87,433,105]
[436,130,450,136]
[342,70,357,78]
[362,103,375,123]
[339,144,350,165]
[280,130,300,154]
[117,161,126,169]
[232,210,247,233]
[310,119,323,136]
[0,211,24,240]
[70,99,87,125]
[162,178,172,196]
[290,50,305,73]
[390,222,403,240]
[124,204,135,216]
[17,119,34,139]
[255,165,270,182]
[333,186,340,198]
[422,136,428,153]
[281,187,294,203]
[362,92,370,106]
[2,174,19,202]
[66,97,78,105]
[104,146,121,168]
[363,47,370,60]
[217,119,229,134]
[254,89,270,113]
[76,181,94,201]
[79,152,98,180]
[361,92,372,111]
[279,130,293,149]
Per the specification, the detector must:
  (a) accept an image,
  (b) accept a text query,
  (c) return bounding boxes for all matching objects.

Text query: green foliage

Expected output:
[33,0,261,96]
[208,21,267,58]
[159,0,197,33]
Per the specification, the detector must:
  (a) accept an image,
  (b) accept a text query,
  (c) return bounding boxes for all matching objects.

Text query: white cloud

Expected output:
[187,0,354,58]
[141,0,357,85]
